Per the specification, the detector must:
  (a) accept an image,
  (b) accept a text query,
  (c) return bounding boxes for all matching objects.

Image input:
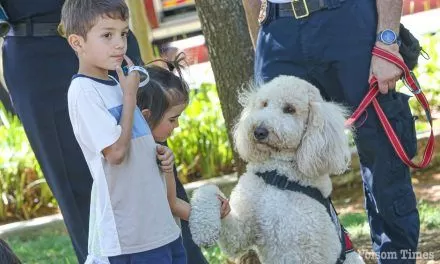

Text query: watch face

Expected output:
[381,30,397,44]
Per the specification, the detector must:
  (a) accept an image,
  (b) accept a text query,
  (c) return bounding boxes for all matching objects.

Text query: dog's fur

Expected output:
[189,76,364,264]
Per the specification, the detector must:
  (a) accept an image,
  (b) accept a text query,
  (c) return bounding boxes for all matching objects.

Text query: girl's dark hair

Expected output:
[137,52,190,128]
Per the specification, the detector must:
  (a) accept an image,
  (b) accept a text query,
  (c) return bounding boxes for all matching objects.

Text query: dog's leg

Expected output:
[218,176,259,260]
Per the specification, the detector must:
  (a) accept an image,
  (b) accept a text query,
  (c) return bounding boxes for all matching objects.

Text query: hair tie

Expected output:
[166,62,175,72]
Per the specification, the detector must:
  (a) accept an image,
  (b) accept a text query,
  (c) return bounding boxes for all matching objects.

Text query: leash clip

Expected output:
[403,71,422,95]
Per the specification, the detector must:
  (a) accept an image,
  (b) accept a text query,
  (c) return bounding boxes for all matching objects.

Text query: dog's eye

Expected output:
[283,105,296,114]
[261,101,268,108]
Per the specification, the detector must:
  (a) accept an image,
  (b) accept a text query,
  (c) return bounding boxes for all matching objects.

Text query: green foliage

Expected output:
[418,201,440,230]
[400,32,440,121]
[0,103,56,221]
[202,245,230,264]
[168,83,234,183]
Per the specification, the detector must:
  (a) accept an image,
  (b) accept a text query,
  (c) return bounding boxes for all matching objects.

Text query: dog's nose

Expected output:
[254,126,269,140]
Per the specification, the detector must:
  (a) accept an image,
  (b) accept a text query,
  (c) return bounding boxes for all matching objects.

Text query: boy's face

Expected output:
[71,17,129,73]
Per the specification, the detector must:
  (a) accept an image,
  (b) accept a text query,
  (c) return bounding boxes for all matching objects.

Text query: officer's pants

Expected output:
[255,1,419,263]
[2,35,91,263]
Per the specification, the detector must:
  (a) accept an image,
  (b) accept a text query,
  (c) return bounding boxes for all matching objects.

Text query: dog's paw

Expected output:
[189,184,224,247]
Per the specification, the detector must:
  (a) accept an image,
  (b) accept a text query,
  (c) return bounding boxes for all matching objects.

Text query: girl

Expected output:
[137,53,230,264]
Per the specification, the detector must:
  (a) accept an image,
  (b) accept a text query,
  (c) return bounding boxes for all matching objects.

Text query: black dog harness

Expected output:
[256,170,354,264]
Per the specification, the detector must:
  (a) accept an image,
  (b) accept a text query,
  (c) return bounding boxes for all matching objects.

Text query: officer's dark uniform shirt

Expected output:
[0,0,62,23]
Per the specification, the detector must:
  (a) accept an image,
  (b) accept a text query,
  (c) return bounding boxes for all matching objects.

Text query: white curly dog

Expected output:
[189,76,365,264]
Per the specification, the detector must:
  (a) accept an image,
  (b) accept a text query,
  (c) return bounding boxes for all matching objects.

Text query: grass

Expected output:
[5,227,77,264]
[339,201,440,238]
[4,202,439,263]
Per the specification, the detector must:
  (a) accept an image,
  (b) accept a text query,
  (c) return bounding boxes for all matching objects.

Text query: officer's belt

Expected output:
[7,22,60,37]
[274,0,346,19]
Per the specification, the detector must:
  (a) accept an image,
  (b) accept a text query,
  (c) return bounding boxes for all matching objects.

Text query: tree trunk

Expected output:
[242,0,261,49]
[126,0,155,63]
[194,1,260,263]
[194,0,252,174]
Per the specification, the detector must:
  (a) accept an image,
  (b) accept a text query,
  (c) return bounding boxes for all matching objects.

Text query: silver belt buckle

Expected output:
[291,0,310,19]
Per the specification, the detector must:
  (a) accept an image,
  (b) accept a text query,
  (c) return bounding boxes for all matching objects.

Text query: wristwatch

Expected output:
[377,29,401,46]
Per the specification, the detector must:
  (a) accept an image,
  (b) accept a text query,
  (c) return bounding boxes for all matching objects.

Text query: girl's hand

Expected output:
[156,144,174,173]
[218,195,231,219]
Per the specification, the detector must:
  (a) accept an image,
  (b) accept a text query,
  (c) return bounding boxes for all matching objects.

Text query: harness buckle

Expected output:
[291,0,310,19]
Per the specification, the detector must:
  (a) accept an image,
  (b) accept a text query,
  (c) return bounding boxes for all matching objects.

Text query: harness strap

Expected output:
[345,46,434,169]
[256,170,352,263]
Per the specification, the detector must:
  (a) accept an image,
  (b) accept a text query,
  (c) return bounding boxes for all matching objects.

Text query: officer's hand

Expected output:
[369,42,403,94]
[156,145,174,173]
[115,55,140,97]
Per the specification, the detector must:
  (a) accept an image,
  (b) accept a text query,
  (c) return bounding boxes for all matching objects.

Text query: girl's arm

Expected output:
[164,171,191,221]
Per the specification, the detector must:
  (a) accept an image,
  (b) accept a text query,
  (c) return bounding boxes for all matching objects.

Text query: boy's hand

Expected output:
[218,195,231,219]
[156,145,174,173]
[115,55,140,97]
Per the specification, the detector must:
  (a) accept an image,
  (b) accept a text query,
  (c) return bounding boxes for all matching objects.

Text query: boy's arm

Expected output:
[102,94,136,164]
[102,58,140,164]
[165,171,191,221]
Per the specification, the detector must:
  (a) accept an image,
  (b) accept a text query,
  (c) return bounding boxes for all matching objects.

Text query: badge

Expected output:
[258,0,268,25]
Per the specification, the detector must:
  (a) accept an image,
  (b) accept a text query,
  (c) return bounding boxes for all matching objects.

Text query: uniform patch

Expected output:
[258,0,268,24]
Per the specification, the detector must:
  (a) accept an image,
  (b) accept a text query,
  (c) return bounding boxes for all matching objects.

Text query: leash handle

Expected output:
[345,47,435,169]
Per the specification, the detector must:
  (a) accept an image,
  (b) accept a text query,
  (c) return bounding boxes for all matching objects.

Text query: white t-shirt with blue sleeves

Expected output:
[67,75,180,263]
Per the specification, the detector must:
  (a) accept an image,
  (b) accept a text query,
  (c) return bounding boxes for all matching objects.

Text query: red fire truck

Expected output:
[144,0,200,44]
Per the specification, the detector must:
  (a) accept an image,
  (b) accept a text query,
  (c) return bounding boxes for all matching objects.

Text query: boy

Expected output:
[62,0,184,263]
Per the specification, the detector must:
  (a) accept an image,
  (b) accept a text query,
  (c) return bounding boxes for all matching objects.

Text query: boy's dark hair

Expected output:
[61,0,129,39]
[137,52,190,129]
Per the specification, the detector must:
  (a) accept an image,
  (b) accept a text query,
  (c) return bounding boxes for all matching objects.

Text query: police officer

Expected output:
[0,1,139,263]
[247,0,419,263]
[1,1,208,263]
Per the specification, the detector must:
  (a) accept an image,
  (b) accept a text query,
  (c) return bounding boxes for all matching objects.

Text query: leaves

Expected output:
[0,103,56,221]
[168,83,234,183]
[399,32,440,122]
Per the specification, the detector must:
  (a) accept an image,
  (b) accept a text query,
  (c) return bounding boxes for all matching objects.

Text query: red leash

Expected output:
[345,46,435,169]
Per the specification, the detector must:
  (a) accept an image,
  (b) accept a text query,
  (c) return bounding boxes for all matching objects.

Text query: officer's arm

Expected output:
[375,0,403,51]
[376,0,402,33]
[242,0,261,49]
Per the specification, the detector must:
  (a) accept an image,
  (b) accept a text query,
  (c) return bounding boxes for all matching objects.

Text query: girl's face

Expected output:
[151,103,187,142]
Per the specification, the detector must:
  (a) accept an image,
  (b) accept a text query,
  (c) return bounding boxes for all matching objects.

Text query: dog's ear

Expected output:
[237,82,258,108]
[296,99,351,177]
